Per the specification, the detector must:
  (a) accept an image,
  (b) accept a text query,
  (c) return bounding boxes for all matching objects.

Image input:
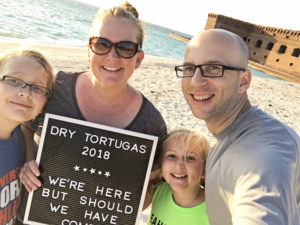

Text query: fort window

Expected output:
[276,59,280,62]
[255,40,262,48]
[292,48,300,57]
[290,63,293,66]
[253,52,256,55]
[243,37,247,42]
[278,45,287,54]
[247,38,251,43]
[266,42,274,50]
[286,36,289,39]
[264,55,267,59]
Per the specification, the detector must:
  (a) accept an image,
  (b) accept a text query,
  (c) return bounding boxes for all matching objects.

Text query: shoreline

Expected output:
[0,41,299,138]
[248,61,300,83]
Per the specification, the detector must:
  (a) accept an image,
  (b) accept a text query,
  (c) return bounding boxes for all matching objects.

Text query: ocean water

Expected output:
[0,0,280,79]
[0,0,189,61]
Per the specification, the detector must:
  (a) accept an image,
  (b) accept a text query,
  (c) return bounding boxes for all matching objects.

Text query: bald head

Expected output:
[186,29,249,68]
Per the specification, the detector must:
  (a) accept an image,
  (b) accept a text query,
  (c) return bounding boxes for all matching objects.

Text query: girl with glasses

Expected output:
[18,1,167,223]
[0,47,55,225]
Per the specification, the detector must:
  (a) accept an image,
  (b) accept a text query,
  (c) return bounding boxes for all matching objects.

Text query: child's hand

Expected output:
[20,160,41,192]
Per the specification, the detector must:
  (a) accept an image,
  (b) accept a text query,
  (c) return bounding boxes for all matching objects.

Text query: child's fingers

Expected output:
[22,180,34,192]
[20,160,42,191]
[20,173,41,192]
[27,160,40,176]
[23,176,40,192]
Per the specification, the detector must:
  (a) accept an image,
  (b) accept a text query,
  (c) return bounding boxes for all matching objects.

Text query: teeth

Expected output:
[172,174,186,178]
[103,66,121,71]
[193,95,213,101]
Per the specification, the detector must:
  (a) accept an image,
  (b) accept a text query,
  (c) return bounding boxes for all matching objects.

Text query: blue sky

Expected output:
[77,0,299,35]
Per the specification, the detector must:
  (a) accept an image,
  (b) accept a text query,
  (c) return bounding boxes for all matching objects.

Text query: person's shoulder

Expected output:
[223,107,299,171]
[239,107,299,144]
[134,94,166,130]
[56,71,83,80]
[226,115,299,181]
[53,71,84,92]
[141,95,165,122]
[142,95,160,113]
[0,125,25,152]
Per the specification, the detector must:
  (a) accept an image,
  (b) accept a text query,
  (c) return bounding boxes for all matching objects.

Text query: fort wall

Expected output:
[205,13,300,82]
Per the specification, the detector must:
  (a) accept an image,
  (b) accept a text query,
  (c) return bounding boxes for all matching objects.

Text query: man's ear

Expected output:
[239,69,251,94]
[135,50,144,69]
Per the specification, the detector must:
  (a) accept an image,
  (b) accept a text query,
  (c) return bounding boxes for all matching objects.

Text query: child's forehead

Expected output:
[2,56,42,72]
[6,55,36,64]
[166,139,201,154]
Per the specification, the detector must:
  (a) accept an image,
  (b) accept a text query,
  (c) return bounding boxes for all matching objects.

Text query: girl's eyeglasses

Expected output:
[0,75,49,97]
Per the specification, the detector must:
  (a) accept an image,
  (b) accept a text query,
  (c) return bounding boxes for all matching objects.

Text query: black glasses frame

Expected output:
[89,37,141,59]
[175,64,246,78]
[0,75,50,97]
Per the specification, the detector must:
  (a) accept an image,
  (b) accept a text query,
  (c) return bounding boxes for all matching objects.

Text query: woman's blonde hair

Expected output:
[91,1,145,48]
[0,47,55,93]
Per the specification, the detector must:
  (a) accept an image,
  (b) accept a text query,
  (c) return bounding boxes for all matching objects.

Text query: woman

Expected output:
[17,2,167,223]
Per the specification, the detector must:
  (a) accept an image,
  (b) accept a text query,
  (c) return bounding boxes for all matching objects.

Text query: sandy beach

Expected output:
[1,41,298,138]
[1,41,299,224]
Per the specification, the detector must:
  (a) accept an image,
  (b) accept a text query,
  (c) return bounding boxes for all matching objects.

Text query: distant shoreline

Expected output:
[248,61,300,83]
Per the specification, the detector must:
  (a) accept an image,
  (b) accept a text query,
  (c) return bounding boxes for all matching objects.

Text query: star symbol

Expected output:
[104,171,111,178]
[98,171,102,175]
[74,165,80,171]
[83,168,87,172]
[90,168,96,174]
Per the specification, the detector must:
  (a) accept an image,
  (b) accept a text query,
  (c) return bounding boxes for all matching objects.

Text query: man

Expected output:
[176,29,300,225]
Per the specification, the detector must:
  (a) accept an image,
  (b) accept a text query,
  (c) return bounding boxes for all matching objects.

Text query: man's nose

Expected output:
[191,67,208,84]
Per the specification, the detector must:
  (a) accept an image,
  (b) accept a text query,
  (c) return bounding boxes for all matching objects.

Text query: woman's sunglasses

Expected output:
[89,37,141,59]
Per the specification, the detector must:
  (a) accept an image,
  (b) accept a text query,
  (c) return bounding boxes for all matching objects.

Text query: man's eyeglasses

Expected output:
[89,37,141,59]
[175,64,246,78]
[0,76,50,97]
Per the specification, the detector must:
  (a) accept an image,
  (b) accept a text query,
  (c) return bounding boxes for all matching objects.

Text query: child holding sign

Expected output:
[144,129,210,225]
[0,48,55,225]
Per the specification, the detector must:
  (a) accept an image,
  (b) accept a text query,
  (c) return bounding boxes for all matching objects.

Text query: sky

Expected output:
[77,0,300,35]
